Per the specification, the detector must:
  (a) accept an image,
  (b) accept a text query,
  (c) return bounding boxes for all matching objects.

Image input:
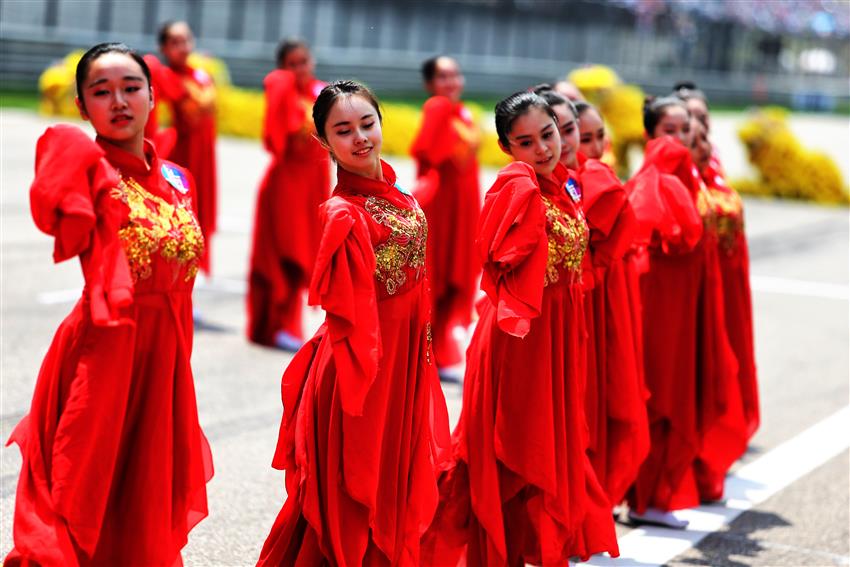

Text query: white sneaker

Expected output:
[273,330,304,352]
[628,507,689,529]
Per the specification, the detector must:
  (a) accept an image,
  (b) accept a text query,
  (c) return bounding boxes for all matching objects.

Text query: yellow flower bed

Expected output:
[37,52,509,167]
[735,107,849,205]
[569,65,646,177]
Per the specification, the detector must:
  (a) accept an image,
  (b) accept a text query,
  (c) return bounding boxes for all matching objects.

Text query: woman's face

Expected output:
[652,105,691,147]
[689,118,712,171]
[76,52,152,147]
[578,108,606,160]
[161,22,194,68]
[501,106,561,176]
[283,46,315,88]
[686,97,710,132]
[426,57,464,102]
[322,94,383,177]
[551,103,579,169]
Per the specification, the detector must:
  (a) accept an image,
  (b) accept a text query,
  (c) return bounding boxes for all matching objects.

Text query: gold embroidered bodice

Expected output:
[110,175,205,284]
[709,187,744,253]
[364,195,428,296]
[541,195,589,287]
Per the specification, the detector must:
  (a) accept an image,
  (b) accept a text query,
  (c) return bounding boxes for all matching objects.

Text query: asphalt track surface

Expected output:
[1,109,847,566]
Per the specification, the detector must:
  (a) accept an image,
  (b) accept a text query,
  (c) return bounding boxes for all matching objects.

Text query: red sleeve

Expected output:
[30,125,134,325]
[262,69,300,156]
[477,163,548,338]
[627,165,703,254]
[308,197,380,416]
[579,160,634,267]
[410,96,457,167]
[149,60,188,104]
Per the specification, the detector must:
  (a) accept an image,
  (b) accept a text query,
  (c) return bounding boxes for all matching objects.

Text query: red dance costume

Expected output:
[247,71,330,345]
[146,57,217,272]
[577,154,650,508]
[257,161,451,566]
[696,161,760,495]
[626,136,742,512]
[410,96,481,367]
[6,126,213,566]
[423,162,619,566]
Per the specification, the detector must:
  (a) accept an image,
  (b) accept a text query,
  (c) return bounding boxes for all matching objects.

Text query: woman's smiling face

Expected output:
[501,106,561,176]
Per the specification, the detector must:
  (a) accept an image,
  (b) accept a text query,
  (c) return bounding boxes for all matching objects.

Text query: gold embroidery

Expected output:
[541,196,589,287]
[364,196,428,295]
[709,188,744,253]
[110,175,205,282]
[425,322,433,366]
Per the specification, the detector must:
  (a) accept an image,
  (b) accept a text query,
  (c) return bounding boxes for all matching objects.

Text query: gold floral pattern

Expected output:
[541,196,589,287]
[364,196,428,295]
[425,321,433,366]
[709,188,745,253]
[110,175,205,282]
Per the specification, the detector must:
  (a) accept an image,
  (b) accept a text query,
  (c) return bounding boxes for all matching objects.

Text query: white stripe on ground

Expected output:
[751,275,849,300]
[36,275,849,304]
[579,405,850,567]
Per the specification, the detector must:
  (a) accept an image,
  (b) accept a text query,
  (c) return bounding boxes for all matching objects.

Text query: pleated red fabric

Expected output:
[247,71,330,344]
[410,96,481,367]
[577,155,650,507]
[5,126,213,567]
[693,161,758,501]
[145,56,217,272]
[422,162,618,566]
[626,136,740,512]
[257,160,451,566]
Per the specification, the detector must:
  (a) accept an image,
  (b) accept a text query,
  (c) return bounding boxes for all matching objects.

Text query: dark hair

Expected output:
[157,20,187,46]
[531,83,578,120]
[312,80,382,140]
[421,55,457,82]
[574,100,596,120]
[276,38,309,68]
[494,91,558,147]
[672,80,708,104]
[75,42,152,110]
[643,95,689,136]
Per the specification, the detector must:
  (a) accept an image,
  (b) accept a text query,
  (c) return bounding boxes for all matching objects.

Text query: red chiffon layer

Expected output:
[423,162,618,566]
[410,96,481,367]
[257,161,450,566]
[146,57,218,272]
[693,164,759,499]
[626,137,740,512]
[5,127,213,566]
[577,156,650,507]
[247,72,330,343]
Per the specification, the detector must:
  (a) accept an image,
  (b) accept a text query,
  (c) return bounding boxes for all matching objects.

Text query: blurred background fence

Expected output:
[2,0,848,108]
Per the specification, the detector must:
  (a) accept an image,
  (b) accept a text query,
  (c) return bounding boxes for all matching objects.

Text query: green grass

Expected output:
[0,89,40,111]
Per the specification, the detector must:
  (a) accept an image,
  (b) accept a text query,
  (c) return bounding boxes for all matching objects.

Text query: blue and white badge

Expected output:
[394,182,412,196]
[565,178,581,203]
[161,163,189,194]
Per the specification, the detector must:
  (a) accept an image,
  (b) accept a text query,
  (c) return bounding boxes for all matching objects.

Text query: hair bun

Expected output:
[674,80,698,91]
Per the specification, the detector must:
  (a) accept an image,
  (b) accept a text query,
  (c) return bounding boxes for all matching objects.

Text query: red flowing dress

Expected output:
[257,160,451,566]
[423,162,618,566]
[5,126,213,566]
[247,71,330,344]
[626,136,741,512]
[694,162,759,498]
[577,154,650,508]
[146,58,218,273]
[410,96,481,367]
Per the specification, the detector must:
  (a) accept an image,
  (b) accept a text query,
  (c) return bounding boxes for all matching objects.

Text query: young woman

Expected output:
[576,101,607,161]
[689,116,757,498]
[256,80,451,566]
[246,39,330,350]
[410,55,481,379]
[625,97,740,528]
[5,43,212,566]
[538,88,651,511]
[423,92,618,566]
[146,20,217,272]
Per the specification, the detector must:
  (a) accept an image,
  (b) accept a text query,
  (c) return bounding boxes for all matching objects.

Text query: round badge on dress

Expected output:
[565,178,582,202]
[161,164,189,194]
[394,182,412,196]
